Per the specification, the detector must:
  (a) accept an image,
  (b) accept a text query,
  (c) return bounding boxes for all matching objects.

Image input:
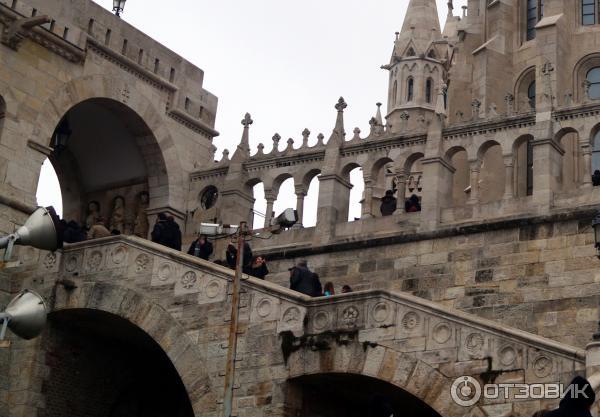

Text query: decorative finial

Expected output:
[241,113,253,127]
[462,5,467,18]
[335,97,347,112]
[316,133,325,146]
[286,138,294,151]
[272,133,281,152]
[395,31,400,41]
[222,149,230,161]
[302,128,310,147]
[352,127,361,140]
[257,143,265,155]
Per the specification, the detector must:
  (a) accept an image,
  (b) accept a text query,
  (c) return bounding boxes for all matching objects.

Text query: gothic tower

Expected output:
[384,0,446,133]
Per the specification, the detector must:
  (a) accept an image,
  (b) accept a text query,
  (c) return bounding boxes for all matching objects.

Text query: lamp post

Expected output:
[52,118,71,155]
[112,0,126,17]
[593,211,600,259]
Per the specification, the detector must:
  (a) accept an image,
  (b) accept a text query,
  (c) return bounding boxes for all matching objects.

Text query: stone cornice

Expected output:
[443,114,536,139]
[190,166,228,182]
[318,174,353,189]
[0,4,85,63]
[167,108,220,138]
[245,150,325,172]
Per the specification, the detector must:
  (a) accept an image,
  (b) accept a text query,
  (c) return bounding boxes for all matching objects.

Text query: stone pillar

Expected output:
[293,185,307,228]
[394,169,407,214]
[531,127,563,208]
[264,190,275,229]
[503,155,514,199]
[361,175,374,218]
[467,161,480,204]
[583,144,593,188]
[315,174,353,243]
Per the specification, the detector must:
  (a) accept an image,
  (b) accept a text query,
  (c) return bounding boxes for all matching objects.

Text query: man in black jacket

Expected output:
[289,260,320,297]
[187,234,213,260]
[151,213,182,251]
[544,376,594,417]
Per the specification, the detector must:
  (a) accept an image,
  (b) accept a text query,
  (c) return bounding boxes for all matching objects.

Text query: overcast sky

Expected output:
[36,0,466,227]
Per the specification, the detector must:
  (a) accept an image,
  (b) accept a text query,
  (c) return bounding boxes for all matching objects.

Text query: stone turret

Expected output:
[384,0,445,134]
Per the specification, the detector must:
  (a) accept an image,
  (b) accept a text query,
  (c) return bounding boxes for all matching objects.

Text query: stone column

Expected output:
[583,144,593,188]
[361,175,374,218]
[503,155,514,199]
[467,161,480,204]
[264,190,275,229]
[293,185,307,228]
[394,169,407,214]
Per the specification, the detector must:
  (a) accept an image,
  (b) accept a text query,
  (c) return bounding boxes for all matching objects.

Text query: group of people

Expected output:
[379,190,421,216]
[289,259,352,297]
[61,216,122,243]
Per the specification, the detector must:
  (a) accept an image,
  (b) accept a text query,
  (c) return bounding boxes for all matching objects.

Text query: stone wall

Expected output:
[259,210,600,349]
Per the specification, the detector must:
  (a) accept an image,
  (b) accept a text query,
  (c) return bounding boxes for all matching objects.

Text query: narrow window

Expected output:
[62,27,69,40]
[154,58,160,74]
[587,67,600,99]
[583,0,597,25]
[121,39,128,55]
[425,79,433,104]
[593,131,600,176]
[88,19,94,34]
[407,78,414,102]
[527,81,536,110]
[31,8,37,16]
[105,29,112,46]
[392,80,398,106]
[526,0,543,40]
[138,49,144,64]
[169,67,176,83]
[527,139,534,196]
[185,97,190,111]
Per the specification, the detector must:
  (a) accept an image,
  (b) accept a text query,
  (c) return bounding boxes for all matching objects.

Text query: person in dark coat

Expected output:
[593,169,600,186]
[544,376,595,417]
[289,260,319,297]
[151,213,169,245]
[62,220,87,243]
[247,256,269,279]
[167,216,182,251]
[313,273,323,297]
[188,234,213,260]
[380,190,397,216]
[405,194,421,212]
[225,239,253,270]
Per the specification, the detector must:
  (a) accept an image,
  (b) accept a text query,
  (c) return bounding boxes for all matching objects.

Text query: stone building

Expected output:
[5,0,600,416]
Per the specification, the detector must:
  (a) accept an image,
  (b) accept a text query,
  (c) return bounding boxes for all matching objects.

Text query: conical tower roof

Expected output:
[395,0,441,56]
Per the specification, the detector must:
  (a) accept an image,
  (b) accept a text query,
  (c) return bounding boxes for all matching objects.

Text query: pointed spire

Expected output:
[231,113,252,162]
[328,97,347,147]
[375,102,383,125]
[396,0,441,55]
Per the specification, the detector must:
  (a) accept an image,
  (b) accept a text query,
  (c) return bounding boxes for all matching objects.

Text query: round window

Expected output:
[200,186,219,210]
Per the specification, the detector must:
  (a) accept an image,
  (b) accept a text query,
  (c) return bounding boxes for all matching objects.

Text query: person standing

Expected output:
[544,376,594,417]
[380,190,397,216]
[247,256,269,279]
[225,238,253,270]
[323,282,335,296]
[151,213,169,246]
[187,234,213,260]
[289,260,320,297]
[167,216,182,251]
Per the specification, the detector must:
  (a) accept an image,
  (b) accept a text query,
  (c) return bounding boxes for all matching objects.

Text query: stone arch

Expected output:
[573,53,600,102]
[300,168,321,190]
[246,177,266,229]
[401,152,424,202]
[271,172,294,195]
[298,168,321,227]
[39,282,212,415]
[477,140,505,203]
[286,342,483,417]
[341,162,363,221]
[588,123,600,180]
[445,146,470,206]
[32,75,185,214]
[514,66,536,113]
[556,127,582,191]
[513,135,534,197]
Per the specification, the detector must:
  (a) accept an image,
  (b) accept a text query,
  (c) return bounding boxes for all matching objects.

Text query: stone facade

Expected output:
[5,0,600,416]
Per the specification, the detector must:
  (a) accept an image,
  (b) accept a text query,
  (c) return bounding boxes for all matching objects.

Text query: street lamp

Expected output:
[113,0,126,17]
[593,211,600,259]
[52,118,71,154]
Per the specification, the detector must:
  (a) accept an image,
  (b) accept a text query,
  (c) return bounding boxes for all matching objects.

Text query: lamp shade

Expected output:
[4,290,47,340]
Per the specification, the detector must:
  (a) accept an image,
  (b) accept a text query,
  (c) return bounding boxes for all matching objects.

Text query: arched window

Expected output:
[593,131,600,175]
[526,0,544,40]
[527,81,536,110]
[392,80,398,106]
[514,136,534,197]
[425,79,433,104]
[407,78,414,102]
[587,67,600,99]
[583,0,597,25]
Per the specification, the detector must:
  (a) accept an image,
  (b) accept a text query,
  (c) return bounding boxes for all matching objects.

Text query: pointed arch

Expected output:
[407,77,415,102]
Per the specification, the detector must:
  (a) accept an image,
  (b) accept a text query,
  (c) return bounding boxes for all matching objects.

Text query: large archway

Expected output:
[47,98,168,236]
[42,308,194,417]
[287,373,442,417]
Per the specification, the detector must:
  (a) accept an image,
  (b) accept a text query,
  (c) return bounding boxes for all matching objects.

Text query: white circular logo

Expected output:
[451,376,482,407]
